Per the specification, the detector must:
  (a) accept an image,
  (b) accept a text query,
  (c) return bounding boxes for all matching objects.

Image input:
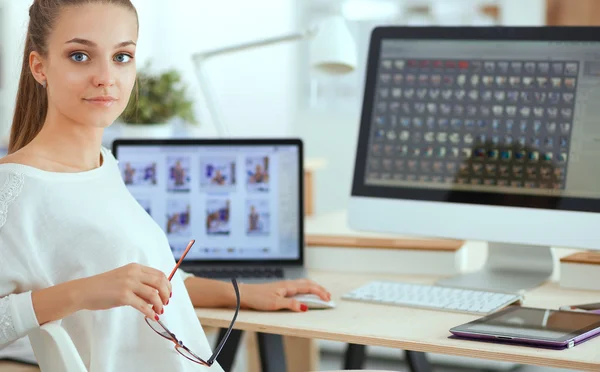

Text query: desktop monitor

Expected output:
[349,26,600,293]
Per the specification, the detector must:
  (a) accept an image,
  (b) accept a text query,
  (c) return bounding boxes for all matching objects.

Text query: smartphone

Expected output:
[560,302,600,314]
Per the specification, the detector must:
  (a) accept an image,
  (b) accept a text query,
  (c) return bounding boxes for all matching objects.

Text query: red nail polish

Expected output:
[161,309,164,314]
[170,292,172,298]
[155,315,159,321]
[166,299,169,305]
[300,304,308,312]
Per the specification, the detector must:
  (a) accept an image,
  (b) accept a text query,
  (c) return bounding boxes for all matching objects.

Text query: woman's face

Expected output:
[39,3,138,128]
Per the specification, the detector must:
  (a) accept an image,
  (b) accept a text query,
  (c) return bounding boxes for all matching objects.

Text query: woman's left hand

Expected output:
[240,279,331,312]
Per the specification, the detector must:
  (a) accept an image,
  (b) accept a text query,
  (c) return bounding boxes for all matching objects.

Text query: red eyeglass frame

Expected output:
[145,239,240,366]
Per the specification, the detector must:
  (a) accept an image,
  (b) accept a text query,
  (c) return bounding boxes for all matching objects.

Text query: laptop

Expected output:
[112,138,307,282]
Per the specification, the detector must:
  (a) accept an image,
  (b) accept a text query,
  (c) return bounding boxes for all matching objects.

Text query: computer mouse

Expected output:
[292,294,336,309]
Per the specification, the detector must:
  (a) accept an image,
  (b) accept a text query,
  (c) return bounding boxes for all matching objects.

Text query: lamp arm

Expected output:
[194,62,230,137]
[191,30,311,137]
[192,31,310,62]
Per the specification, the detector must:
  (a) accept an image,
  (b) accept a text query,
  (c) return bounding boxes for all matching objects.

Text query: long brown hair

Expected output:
[8,0,138,154]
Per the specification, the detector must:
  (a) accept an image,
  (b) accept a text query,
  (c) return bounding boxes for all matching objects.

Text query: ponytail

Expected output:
[8,36,48,154]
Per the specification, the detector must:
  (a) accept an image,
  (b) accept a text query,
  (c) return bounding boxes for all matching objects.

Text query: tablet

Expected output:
[450,306,600,349]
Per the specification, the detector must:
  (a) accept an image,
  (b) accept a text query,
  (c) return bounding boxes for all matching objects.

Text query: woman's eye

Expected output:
[70,53,89,62]
[115,54,133,63]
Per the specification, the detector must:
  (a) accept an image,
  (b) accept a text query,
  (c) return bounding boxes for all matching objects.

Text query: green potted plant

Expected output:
[119,63,197,137]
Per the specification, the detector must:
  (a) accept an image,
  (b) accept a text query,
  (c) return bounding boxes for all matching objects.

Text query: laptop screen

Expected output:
[113,140,302,262]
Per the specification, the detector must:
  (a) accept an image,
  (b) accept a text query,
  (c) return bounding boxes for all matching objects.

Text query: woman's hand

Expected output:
[239,279,331,312]
[77,263,172,320]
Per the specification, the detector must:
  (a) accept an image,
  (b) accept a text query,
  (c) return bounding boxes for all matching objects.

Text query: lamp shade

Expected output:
[310,15,357,75]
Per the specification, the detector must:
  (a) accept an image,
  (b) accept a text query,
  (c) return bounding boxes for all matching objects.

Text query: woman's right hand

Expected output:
[78,263,172,320]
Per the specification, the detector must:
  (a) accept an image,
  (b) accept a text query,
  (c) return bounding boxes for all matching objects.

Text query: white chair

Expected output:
[28,322,86,372]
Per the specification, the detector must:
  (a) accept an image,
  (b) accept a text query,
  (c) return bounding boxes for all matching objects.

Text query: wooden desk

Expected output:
[197,270,600,371]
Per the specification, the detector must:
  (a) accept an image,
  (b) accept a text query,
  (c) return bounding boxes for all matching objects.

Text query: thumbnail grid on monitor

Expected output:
[366,57,577,192]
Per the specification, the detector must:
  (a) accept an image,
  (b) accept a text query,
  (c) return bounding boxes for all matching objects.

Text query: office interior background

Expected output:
[0,0,598,371]
[0,0,590,216]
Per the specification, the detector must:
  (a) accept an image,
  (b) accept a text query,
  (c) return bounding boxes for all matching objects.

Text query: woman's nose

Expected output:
[92,62,116,88]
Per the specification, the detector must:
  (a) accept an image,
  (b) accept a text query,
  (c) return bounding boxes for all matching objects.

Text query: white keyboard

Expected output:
[342,281,523,315]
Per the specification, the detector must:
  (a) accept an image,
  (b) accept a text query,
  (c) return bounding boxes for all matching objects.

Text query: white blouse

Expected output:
[0,147,223,371]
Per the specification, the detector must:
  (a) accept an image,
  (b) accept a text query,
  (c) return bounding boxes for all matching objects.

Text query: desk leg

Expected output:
[283,336,319,372]
[257,333,288,372]
[214,328,243,371]
[248,332,318,372]
[343,343,366,369]
[406,351,432,372]
[342,344,432,372]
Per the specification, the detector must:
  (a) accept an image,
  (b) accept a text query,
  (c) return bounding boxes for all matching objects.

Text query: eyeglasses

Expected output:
[145,240,240,367]
[145,278,239,366]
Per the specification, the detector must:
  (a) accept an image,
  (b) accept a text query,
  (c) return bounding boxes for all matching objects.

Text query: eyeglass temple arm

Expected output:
[207,279,241,365]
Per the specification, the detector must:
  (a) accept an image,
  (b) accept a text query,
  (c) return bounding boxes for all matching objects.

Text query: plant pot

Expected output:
[119,122,174,139]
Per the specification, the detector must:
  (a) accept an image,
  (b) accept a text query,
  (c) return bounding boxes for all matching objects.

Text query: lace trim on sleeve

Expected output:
[0,173,24,229]
[0,296,16,345]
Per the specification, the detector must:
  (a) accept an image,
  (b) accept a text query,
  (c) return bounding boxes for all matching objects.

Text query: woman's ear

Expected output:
[29,51,47,86]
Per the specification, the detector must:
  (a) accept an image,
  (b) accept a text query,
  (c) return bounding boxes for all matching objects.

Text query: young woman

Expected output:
[0,1,330,370]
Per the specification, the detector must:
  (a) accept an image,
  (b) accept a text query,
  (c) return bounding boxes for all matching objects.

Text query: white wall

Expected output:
[501,0,546,26]
[296,109,361,214]
[132,0,299,137]
[0,0,299,142]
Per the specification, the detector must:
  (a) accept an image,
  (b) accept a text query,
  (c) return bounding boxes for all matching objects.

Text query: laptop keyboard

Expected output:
[189,267,284,279]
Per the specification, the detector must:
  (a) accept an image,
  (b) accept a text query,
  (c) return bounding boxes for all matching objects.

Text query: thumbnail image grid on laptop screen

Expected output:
[116,144,301,261]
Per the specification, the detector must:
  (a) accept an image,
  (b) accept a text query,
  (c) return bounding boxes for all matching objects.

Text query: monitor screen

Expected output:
[114,142,301,261]
[353,30,600,212]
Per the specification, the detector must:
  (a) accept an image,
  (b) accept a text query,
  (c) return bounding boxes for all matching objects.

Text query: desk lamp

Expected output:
[191,14,357,136]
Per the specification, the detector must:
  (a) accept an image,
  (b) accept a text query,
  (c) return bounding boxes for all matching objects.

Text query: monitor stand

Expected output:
[436,242,554,294]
